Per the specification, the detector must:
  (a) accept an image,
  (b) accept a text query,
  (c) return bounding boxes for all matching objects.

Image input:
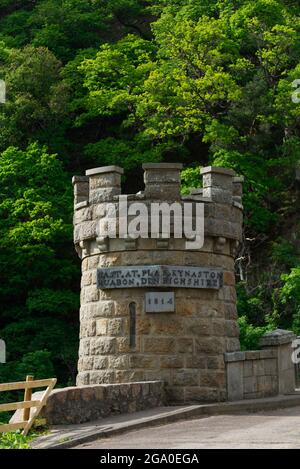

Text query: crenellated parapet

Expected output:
[73,164,243,259]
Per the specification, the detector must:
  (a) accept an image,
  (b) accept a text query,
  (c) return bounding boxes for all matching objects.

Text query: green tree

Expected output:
[0,143,79,385]
[0,45,70,153]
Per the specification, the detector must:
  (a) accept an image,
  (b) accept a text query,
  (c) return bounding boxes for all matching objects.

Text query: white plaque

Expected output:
[145,292,175,313]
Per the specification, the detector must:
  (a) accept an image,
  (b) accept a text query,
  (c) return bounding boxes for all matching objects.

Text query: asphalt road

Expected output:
[75,406,300,449]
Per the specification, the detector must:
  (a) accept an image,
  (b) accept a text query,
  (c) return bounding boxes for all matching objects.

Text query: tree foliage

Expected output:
[0,0,300,384]
[0,143,78,384]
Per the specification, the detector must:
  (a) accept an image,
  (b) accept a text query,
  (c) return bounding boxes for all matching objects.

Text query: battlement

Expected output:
[72,164,243,259]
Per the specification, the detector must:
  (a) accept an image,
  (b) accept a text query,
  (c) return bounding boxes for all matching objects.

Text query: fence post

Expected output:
[23,375,33,421]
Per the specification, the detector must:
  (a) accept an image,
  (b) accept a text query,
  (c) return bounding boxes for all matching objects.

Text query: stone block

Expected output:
[259,348,277,359]
[199,370,225,388]
[80,320,96,338]
[78,338,90,356]
[253,359,265,377]
[83,286,99,303]
[264,358,277,376]
[195,337,225,354]
[244,376,258,394]
[116,337,130,353]
[185,386,223,403]
[90,337,116,355]
[76,372,90,386]
[185,318,212,336]
[224,351,245,362]
[226,361,244,401]
[143,337,176,354]
[96,319,107,336]
[88,255,100,269]
[185,355,207,369]
[243,360,253,378]
[107,318,123,336]
[211,254,234,270]
[136,318,151,335]
[89,371,115,384]
[94,300,115,317]
[177,338,194,353]
[77,221,98,242]
[74,206,93,225]
[226,337,240,352]
[160,356,184,369]
[176,300,197,317]
[223,271,235,286]
[212,319,226,336]
[81,271,92,287]
[143,163,182,199]
[82,258,88,272]
[115,370,145,382]
[245,351,261,360]
[130,355,159,369]
[93,356,108,369]
[78,356,94,371]
[89,173,121,190]
[219,286,237,302]
[152,318,183,336]
[225,320,240,338]
[173,370,199,386]
[278,368,296,394]
[233,176,244,196]
[108,355,130,369]
[207,355,225,370]
[257,376,271,394]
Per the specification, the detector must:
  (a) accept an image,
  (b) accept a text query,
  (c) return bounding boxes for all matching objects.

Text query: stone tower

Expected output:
[72,164,243,402]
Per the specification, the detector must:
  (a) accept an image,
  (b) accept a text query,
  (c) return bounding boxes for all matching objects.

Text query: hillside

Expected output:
[0,0,300,384]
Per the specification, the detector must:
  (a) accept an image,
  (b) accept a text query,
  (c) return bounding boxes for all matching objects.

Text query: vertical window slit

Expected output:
[129,302,136,349]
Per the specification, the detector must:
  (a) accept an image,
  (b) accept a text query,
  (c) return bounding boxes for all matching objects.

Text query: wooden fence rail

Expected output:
[0,375,56,436]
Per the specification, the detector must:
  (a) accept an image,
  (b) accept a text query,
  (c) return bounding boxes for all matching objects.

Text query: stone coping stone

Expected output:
[233,201,243,210]
[190,189,203,195]
[259,329,296,347]
[201,166,235,176]
[181,195,213,203]
[224,348,277,362]
[72,175,89,185]
[258,349,277,358]
[86,166,124,176]
[224,351,245,362]
[233,176,244,183]
[142,163,183,170]
[244,351,261,360]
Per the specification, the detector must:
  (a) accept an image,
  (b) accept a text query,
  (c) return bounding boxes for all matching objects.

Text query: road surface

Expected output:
[75,406,300,449]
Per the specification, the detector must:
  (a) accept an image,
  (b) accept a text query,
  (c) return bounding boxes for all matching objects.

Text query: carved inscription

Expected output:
[97,265,223,290]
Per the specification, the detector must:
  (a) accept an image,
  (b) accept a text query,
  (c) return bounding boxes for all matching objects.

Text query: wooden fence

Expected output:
[0,375,56,436]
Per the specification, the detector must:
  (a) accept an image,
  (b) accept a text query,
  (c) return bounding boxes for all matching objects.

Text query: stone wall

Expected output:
[73,163,244,403]
[38,381,165,425]
[225,329,296,401]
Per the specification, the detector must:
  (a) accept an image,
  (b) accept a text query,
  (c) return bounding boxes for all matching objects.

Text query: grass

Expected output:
[0,421,50,449]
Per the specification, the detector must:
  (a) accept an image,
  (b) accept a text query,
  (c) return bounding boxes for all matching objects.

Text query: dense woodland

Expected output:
[0,0,300,386]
